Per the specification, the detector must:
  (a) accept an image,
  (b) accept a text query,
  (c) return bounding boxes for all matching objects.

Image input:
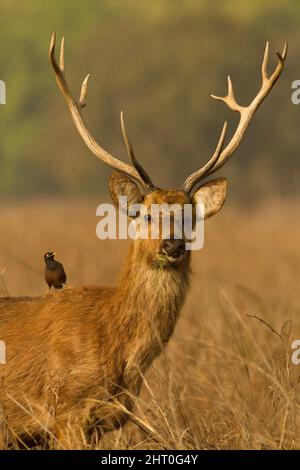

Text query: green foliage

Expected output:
[0,0,299,202]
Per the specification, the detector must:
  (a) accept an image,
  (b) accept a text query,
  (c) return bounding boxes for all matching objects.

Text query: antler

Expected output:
[49,33,154,189]
[120,111,154,188]
[182,42,287,194]
[182,121,228,193]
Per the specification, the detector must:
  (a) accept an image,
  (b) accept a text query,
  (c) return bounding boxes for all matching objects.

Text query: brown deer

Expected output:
[0,35,286,447]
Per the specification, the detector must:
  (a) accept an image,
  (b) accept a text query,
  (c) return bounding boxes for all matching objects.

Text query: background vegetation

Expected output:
[0,0,299,203]
[1,201,300,449]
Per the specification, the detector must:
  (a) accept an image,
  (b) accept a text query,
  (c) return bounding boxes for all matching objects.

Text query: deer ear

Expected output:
[109,172,143,216]
[192,177,227,219]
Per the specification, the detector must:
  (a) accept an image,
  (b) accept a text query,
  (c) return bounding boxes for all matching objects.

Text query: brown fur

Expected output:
[0,188,194,446]
[0,175,229,447]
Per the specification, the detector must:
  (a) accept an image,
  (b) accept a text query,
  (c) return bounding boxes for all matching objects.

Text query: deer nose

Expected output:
[162,238,185,258]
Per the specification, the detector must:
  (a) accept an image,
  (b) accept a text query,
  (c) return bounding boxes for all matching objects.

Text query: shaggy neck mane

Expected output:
[112,242,191,367]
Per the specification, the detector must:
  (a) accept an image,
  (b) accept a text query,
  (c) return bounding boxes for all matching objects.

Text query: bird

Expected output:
[44,251,67,294]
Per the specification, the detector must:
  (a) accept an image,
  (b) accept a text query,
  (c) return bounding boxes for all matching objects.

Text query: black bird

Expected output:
[44,251,67,293]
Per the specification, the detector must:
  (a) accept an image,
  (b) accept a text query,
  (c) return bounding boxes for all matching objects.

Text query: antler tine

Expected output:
[49,33,153,189]
[261,41,270,81]
[277,42,288,63]
[79,74,89,108]
[59,37,65,73]
[182,122,227,194]
[120,111,154,188]
[261,41,288,84]
[211,76,244,113]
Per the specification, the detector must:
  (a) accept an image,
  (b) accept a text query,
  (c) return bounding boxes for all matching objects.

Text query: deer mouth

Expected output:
[156,249,185,267]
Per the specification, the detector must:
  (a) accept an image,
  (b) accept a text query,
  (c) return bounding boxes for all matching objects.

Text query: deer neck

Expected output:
[114,242,191,354]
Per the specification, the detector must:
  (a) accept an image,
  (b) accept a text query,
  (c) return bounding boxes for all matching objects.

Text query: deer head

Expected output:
[49,34,287,268]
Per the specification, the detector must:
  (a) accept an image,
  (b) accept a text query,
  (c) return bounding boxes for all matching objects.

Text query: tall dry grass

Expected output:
[0,198,300,449]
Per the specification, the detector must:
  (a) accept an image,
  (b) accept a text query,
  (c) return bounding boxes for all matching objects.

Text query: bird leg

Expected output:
[43,287,51,298]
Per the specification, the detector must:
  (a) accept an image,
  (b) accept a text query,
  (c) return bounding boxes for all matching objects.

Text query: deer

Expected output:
[0,34,287,448]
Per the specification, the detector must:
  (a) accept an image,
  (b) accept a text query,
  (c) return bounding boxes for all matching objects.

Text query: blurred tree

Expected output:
[0,0,298,204]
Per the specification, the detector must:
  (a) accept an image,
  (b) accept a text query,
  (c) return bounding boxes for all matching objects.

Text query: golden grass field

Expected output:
[0,198,300,449]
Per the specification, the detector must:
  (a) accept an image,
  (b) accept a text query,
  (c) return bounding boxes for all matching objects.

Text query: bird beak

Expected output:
[52,252,56,257]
